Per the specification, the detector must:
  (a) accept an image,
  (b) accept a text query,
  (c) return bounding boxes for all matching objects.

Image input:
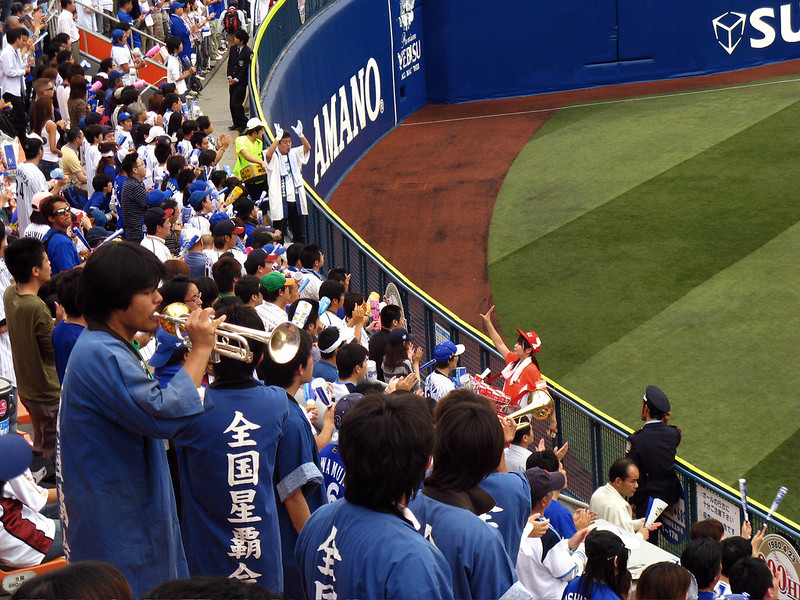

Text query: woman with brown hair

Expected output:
[67,75,89,128]
[382,327,422,390]
[31,97,64,178]
[636,561,693,600]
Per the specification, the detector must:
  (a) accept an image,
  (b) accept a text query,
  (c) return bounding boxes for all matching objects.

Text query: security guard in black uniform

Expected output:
[626,385,682,524]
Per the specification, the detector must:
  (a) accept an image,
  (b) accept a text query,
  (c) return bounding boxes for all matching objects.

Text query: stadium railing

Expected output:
[250,0,800,558]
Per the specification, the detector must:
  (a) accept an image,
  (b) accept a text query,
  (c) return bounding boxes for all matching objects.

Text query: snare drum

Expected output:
[240,163,266,183]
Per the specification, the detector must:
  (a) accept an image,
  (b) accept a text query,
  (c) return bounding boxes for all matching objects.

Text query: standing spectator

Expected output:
[57,0,80,61]
[166,35,195,99]
[171,304,288,592]
[408,390,529,600]
[31,97,64,179]
[424,340,464,402]
[381,327,422,388]
[626,385,682,531]
[67,75,89,129]
[265,122,310,243]
[504,420,533,473]
[140,206,175,262]
[0,28,33,140]
[40,195,83,275]
[97,0,114,36]
[295,393,453,600]
[169,3,193,62]
[120,153,151,241]
[226,29,252,132]
[117,0,143,49]
[57,242,221,598]
[51,267,85,383]
[256,329,326,600]
[17,137,64,236]
[636,562,692,600]
[3,238,59,459]
[0,222,17,434]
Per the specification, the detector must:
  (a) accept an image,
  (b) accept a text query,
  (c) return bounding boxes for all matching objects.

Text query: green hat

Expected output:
[260,271,294,292]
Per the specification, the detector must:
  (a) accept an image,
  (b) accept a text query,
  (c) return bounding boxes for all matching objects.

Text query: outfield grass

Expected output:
[488,78,800,522]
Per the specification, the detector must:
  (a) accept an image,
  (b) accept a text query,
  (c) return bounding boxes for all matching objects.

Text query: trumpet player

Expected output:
[57,241,225,598]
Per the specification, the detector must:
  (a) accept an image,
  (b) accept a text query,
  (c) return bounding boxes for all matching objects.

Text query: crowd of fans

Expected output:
[0,5,788,600]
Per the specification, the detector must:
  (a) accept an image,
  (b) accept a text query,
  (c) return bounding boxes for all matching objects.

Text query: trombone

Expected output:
[152,302,301,364]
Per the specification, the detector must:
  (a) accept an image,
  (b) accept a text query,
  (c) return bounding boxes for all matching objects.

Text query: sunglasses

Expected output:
[53,207,71,216]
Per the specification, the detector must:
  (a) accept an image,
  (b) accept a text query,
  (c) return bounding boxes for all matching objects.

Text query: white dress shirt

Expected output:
[0,44,26,97]
[57,9,80,43]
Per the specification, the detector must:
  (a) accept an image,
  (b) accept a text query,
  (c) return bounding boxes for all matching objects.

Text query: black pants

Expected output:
[229,81,247,130]
[3,92,27,140]
[274,201,306,244]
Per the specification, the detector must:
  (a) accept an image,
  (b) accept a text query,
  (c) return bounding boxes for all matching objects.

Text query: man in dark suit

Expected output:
[626,385,682,523]
[227,28,252,132]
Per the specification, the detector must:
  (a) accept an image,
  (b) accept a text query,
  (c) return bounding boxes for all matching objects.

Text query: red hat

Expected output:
[517,329,542,354]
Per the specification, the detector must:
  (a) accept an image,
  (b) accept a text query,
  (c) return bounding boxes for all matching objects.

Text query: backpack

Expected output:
[223,8,240,34]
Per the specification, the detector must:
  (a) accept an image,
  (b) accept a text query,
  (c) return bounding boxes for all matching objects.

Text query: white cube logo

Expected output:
[713,12,747,54]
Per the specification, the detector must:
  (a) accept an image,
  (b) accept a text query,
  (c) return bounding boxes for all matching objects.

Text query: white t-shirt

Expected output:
[140,235,173,262]
[15,161,48,235]
[166,54,187,95]
[424,371,454,402]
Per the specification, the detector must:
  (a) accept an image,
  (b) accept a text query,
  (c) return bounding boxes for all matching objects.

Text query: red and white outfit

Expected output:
[0,471,55,568]
[502,352,546,405]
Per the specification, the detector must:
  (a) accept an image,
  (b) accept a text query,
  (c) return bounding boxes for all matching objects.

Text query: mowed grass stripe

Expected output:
[489,98,800,381]
[556,220,800,521]
[744,429,800,524]
[489,79,800,263]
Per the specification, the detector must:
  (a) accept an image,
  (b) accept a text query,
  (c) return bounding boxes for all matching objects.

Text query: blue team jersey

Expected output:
[562,577,621,600]
[546,498,577,538]
[312,359,338,383]
[478,471,531,562]
[295,500,454,599]
[318,442,346,502]
[409,491,524,600]
[275,398,325,599]
[172,383,289,592]
[51,321,84,383]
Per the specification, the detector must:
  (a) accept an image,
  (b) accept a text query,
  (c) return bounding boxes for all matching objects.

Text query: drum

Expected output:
[0,376,13,435]
[239,163,266,183]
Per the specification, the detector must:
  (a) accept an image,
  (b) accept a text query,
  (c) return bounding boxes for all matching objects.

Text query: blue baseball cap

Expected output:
[149,327,188,369]
[110,28,124,41]
[262,243,285,257]
[148,189,172,204]
[188,180,209,193]
[108,70,124,83]
[118,111,132,122]
[188,189,213,209]
[433,340,465,362]
[0,435,32,480]
[209,212,229,227]
[169,2,185,11]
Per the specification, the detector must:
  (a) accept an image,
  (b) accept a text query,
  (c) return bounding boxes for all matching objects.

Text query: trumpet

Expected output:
[152,302,301,364]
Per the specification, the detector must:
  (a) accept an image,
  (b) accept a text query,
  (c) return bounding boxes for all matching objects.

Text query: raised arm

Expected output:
[479,305,511,356]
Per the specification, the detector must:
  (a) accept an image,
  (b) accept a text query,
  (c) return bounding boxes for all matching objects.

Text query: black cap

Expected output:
[643,385,670,413]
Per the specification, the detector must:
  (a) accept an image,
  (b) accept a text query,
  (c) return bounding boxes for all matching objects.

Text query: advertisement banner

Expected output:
[758,534,800,600]
[258,0,427,199]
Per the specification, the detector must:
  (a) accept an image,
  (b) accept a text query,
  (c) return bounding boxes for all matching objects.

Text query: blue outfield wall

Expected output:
[423,0,800,103]
[254,0,426,199]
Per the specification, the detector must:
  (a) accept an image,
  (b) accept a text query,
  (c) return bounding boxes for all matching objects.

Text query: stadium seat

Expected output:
[0,557,67,596]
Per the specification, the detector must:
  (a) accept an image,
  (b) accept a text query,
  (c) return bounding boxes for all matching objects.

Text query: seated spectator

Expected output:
[211,255,241,298]
[40,195,83,276]
[298,243,324,300]
[287,299,323,338]
[527,447,596,539]
[589,457,659,540]
[0,435,62,570]
[140,207,175,263]
[144,575,279,600]
[680,537,722,600]
[729,556,779,600]
[295,393,452,600]
[409,389,529,599]
[636,562,692,600]
[561,530,631,600]
[233,275,262,308]
[11,560,133,600]
[516,467,587,599]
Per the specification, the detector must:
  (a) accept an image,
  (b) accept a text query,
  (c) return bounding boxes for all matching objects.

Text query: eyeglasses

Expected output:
[187,292,202,303]
[53,207,71,216]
